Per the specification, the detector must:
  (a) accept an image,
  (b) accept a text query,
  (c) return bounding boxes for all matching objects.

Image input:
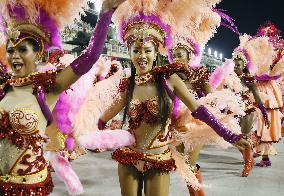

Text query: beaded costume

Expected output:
[232,29,284,157]
[0,0,129,195]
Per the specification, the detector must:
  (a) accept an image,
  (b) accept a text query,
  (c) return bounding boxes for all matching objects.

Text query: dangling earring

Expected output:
[35,54,41,64]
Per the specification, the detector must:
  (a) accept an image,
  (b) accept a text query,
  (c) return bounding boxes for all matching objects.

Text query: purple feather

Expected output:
[38,9,62,50]
[213,8,241,35]
[4,5,62,51]
[54,92,72,135]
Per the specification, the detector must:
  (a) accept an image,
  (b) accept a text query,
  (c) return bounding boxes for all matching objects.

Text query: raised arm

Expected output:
[167,74,249,149]
[99,76,129,128]
[100,96,126,122]
[54,0,126,94]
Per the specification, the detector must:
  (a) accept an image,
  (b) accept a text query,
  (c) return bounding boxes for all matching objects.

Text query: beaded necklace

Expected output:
[135,72,154,86]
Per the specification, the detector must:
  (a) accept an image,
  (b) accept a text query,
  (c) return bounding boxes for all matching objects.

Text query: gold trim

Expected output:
[9,108,39,135]
[1,166,48,185]
[233,53,248,66]
[126,147,172,161]
[57,130,68,150]
[124,22,167,47]
[172,43,194,55]
[11,36,45,58]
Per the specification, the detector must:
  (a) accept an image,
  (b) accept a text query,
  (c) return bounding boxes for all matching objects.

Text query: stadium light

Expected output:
[214,50,218,58]
[219,53,223,60]
[208,48,212,55]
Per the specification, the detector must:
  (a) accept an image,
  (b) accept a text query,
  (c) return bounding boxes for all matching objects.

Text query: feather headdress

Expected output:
[167,0,222,67]
[0,0,87,55]
[233,33,283,78]
[233,35,275,76]
[112,0,214,55]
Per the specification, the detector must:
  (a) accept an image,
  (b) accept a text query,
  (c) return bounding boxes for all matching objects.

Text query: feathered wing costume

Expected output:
[56,55,134,151]
[110,0,212,190]
[163,1,245,150]
[0,0,90,195]
[233,29,284,157]
[50,55,134,194]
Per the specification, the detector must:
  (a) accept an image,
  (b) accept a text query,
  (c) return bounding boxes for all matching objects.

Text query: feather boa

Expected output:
[54,55,119,150]
[45,152,83,195]
[77,129,135,150]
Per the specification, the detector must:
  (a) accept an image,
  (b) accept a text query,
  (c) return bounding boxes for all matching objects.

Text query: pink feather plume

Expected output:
[45,152,84,195]
[77,129,135,150]
[209,59,234,90]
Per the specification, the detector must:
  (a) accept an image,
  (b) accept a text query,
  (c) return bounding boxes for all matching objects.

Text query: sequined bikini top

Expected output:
[8,108,39,134]
[128,96,160,130]
[0,109,41,148]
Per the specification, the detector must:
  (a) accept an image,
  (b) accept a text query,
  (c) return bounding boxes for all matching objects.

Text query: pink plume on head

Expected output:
[3,6,62,51]
[209,59,234,90]
[39,9,62,50]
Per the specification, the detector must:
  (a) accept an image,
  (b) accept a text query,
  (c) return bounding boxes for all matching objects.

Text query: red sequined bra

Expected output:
[0,110,53,195]
[128,97,160,131]
[0,110,48,173]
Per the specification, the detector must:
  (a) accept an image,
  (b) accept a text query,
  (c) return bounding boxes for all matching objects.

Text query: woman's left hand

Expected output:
[101,0,126,13]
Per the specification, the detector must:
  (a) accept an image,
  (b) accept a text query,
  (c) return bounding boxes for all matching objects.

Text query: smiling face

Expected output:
[129,41,157,75]
[172,47,191,65]
[6,39,39,78]
[233,57,246,76]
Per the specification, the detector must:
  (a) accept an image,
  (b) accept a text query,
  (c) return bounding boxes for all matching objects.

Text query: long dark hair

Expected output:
[122,56,171,132]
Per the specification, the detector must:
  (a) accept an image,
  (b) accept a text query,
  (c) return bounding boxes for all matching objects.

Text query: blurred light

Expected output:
[219,53,223,60]
[208,48,211,55]
[214,50,218,58]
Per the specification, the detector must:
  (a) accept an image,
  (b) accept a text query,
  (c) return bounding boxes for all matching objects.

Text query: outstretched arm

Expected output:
[167,74,249,149]
[54,0,126,94]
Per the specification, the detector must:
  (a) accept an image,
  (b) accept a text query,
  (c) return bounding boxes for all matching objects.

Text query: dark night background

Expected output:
[208,0,284,58]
